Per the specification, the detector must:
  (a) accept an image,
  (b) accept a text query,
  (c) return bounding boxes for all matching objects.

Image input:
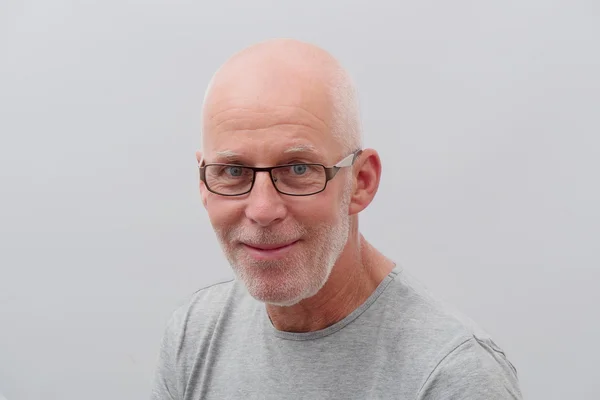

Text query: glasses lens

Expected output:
[205,165,253,195]
[272,164,326,195]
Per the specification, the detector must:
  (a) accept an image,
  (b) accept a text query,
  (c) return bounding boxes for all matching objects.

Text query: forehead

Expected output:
[201,56,344,158]
[202,96,340,164]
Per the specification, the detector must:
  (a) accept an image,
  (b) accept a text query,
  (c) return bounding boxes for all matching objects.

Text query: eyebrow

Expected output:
[213,145,319,160]
[205,145,323,166]
[215,150,241,159]
[283,144,318,154]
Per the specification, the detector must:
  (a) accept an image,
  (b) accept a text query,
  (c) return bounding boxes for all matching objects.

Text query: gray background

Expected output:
[1,1,598,399]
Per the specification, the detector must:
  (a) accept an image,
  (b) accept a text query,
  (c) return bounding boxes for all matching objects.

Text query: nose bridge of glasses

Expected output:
[251,167,279,191]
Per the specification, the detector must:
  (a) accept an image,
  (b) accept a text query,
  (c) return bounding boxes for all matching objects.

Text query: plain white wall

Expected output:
[1,1,598,399]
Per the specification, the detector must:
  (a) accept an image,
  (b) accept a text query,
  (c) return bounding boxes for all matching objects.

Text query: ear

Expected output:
[348,148,382,216]
[195,150,208,208]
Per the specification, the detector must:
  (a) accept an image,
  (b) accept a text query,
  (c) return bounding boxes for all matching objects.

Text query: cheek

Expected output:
[288,197,339,223]
[206,198,244,228]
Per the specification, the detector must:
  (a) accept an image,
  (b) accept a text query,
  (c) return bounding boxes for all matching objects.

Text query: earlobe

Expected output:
[348,149,382,215]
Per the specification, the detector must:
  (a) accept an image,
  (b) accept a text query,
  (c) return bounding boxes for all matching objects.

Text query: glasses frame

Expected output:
[199,149,363,197]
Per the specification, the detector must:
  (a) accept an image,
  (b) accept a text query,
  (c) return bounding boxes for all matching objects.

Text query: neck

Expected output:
[265,231,395,333]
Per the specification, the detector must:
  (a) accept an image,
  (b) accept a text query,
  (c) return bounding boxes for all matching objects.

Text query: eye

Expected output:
[291,164,308,175]
[225,166,244,177]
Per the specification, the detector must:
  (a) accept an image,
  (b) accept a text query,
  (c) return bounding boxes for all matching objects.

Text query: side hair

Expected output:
[328,66,363,155]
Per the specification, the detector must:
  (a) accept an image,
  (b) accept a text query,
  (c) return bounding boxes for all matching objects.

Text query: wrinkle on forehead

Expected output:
[207,110,330,136]
[209,104,329,127]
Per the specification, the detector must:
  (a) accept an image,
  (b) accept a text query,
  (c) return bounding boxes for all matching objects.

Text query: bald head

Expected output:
[200,39,362,154]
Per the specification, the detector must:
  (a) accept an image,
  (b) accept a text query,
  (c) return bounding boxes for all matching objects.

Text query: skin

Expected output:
[196,39,396,333]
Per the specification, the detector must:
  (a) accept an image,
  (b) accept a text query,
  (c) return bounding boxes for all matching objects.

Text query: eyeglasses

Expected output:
[199,149,362,196]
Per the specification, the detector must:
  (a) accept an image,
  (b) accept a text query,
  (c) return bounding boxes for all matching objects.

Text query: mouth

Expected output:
[241,240,299,260]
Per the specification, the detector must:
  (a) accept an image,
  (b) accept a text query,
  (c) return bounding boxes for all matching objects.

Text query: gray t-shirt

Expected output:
[151,266,522,399]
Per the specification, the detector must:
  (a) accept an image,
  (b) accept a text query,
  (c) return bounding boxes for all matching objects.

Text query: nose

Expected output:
[244,171,287,227]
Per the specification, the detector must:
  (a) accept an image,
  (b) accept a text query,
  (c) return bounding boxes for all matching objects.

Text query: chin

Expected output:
[242,272,311,306]
[249,284,322,307]
[257,293,303,307]
[233,259,332,307]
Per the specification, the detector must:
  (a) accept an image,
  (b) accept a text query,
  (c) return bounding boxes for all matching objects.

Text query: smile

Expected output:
[241,240,299,260]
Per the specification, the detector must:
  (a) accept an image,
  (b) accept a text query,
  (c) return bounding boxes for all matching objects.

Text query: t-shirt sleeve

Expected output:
[416,337,523,400]
[150,314,180,400]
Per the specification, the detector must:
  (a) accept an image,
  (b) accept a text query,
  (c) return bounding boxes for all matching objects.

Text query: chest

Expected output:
[183,330,421,400]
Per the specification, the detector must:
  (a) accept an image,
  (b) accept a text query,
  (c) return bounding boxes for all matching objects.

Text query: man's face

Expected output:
[200,96,353,306]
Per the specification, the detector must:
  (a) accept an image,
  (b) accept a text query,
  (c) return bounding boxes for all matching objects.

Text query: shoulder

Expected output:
[385,268,494,345]
[175,279,238,317]
[159,278,255,371]
[151,279,242,399]
[383,268,522,398]
[416,336,522,399]
[165,279,239,339]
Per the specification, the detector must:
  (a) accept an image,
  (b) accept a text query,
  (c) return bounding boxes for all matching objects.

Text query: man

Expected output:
[151,39,522,399]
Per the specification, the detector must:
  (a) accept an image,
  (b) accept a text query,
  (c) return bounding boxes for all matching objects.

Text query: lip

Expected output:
[241,240,299,260]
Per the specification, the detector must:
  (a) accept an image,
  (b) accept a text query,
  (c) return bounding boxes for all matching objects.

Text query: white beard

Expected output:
[215,177,353,306]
